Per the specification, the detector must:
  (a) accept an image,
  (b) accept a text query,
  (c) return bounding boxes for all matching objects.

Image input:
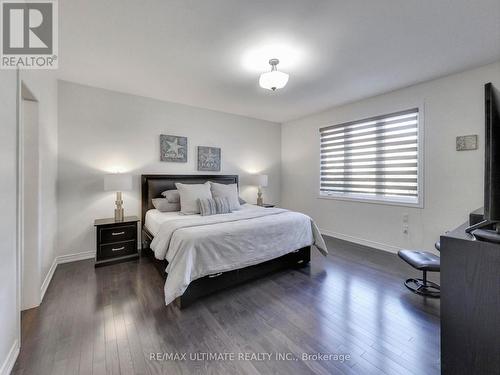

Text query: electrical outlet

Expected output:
[402,214,409,234]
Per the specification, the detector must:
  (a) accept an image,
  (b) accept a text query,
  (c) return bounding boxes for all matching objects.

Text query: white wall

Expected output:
[19,71,58,299]
[0,71,20,375]
[282,61,500,254]
[57,81,281,256]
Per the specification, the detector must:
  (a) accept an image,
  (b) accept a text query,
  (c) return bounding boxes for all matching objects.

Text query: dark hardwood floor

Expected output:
[12,237,440,375]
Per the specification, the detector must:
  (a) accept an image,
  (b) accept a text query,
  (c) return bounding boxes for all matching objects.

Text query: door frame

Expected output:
[16,75,40,348]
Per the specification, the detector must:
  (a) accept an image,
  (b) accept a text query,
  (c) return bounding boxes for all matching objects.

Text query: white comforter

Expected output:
[150,206,327,305]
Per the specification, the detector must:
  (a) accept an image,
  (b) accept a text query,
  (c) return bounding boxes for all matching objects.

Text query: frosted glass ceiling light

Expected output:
[259,58,289,91]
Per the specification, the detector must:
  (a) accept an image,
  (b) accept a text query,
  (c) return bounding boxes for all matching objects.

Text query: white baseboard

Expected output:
[39,251,95,303]
[320,229,401,254]
[0,339,19,375]
[56,250,95,264]
[40,257,57,302]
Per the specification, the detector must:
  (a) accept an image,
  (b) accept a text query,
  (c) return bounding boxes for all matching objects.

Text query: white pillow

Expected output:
[175,182,212,214]
[152,198,180,212]
[210,182,241,211]
[161,189,180,203]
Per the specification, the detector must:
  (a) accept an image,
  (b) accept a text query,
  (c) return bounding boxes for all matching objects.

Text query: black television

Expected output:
[466,83,500,240]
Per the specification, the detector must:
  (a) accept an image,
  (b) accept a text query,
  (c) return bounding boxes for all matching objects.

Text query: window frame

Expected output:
[317,105,425,208]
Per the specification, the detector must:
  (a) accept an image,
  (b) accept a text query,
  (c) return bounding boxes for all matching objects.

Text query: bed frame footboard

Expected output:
[178,246,310,308]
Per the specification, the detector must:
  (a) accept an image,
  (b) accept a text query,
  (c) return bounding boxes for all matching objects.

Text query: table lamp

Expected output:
[104,173,132,221]
[255,174,268,206]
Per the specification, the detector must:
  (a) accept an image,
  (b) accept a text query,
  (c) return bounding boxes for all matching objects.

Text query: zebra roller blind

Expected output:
[319,108,420,204]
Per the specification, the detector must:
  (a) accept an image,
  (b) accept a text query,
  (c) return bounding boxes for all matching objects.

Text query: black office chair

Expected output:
[398,243,440,298]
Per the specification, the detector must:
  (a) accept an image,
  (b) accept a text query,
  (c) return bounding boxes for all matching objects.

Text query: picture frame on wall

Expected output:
[198,146,221,171]
[160,135,187,162]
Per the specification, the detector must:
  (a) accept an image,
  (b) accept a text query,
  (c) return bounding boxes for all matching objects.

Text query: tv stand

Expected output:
[440,223,500,374]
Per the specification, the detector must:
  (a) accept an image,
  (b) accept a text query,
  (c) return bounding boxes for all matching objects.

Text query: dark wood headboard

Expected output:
[141,174,239,226]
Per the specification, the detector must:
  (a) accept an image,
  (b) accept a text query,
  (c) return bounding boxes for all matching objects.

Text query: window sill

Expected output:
[318,193,423,208]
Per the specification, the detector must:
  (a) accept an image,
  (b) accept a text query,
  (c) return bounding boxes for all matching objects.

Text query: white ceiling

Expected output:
[59,0,500,123]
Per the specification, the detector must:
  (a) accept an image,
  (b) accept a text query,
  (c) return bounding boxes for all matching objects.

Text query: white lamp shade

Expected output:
[104,173,132,191]
[259,70,289,91]
[255,174,268,187]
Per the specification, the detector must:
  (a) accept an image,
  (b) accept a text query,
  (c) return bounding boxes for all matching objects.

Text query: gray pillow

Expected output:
[198,197,232,216]
[198,198,217,216]
[152,198,180,212]
[161,189,180,203]
[210,182,241,211]
[175,182,212,214]
[238,197,246,205]
[214,197,232,214]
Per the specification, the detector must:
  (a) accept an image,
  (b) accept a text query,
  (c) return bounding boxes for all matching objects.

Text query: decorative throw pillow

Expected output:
[238,197,246,205]
[175,182,212,214]
[152,198,181,212]
[209,182,241,211]
[214,197,232,214]
[198,198,217,216]
[161,189,180,203]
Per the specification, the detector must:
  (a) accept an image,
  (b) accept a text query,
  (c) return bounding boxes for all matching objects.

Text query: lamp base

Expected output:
[114,208,124,222]
[257,188,263,206]
[114,191,124,221]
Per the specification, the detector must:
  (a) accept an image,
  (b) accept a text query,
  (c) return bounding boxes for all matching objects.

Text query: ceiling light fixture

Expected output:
[259,59,289,91]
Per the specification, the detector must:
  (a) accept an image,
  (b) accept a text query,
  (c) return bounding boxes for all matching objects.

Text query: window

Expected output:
[319,108,422,206]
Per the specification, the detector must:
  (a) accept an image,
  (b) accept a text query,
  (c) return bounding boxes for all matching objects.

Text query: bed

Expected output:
[141,174,327,308]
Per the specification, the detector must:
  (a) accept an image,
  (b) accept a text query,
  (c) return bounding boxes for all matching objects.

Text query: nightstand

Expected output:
[94,216,140,267]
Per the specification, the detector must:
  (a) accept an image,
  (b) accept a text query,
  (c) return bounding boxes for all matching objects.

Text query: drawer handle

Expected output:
[112,231,125,236]
[112,246,125,252]
[208,272,223,278]
[297,260,304,264]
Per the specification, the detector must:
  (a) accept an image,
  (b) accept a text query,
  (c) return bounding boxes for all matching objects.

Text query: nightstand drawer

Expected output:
[100,225,136,244]
[99,240,136,259]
